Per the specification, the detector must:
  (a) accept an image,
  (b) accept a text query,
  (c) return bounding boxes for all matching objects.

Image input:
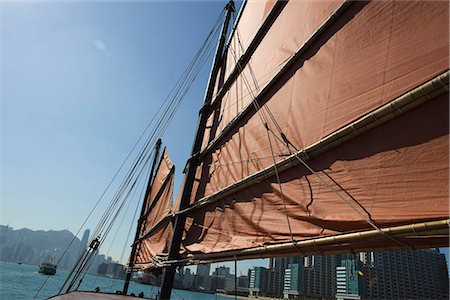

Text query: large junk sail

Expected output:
[170,0,449,264]
[47,0,449,299]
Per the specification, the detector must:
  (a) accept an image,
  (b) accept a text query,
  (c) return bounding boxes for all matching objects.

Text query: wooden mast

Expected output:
[158,1,235,299]
[122,138,162,295]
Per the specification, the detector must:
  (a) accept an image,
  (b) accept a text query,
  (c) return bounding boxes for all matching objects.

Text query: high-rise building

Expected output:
[283,263,304,299]
[335,259,364,300]
[359,249,448,299]
[249,249,449,299]
[213,265,230,277]
[238,275,249,288]
[182,268,195,289]
[223,277,236,293]
[306,254,343,298]
[249,266,269,297]
[334,249,449,299]
[197,263,210,277]
[268,256,301,297]
[195,263,211,291]
[78,229,90,257]
[273,255,341,298]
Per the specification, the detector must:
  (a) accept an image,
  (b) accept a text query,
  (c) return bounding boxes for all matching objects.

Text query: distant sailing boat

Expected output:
[47,0,449,299]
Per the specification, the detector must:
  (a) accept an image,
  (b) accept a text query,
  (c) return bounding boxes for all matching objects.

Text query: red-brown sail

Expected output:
[134,149,175,269]
[172,0,449,263]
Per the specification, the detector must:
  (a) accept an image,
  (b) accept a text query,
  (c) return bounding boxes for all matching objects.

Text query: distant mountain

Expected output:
[0,225,111,271]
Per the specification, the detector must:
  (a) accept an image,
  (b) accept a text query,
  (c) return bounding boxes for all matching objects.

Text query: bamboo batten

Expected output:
[210,0,288,109]
[201,0,354,160]
[167,219,449,266]
[177,70,449,216]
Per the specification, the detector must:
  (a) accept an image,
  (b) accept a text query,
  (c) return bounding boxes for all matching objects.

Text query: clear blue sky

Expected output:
[0,0,447,275]
[1,1,229,229]
[0,0,267,274]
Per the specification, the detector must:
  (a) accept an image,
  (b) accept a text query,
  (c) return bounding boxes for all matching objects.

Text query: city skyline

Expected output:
[1,222,448,299]
[250,249,449,299]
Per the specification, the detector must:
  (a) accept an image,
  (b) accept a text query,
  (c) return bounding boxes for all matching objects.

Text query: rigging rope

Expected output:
[266,126,411,248]
[232,29,374,229]
[109,175,147,291]
[68,144,159,291]
[33,8,230,299]
[226,27,409,251]
[234,258,237,300]
[227,41,301,250]
[90,4,227,243]
[122,162,151,266]
[95,162,148,290]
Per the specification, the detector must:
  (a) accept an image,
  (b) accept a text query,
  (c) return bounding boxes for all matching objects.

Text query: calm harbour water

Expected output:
[0,261,229,300]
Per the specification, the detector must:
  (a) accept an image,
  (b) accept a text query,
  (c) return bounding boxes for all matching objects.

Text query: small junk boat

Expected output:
[39,257,57,275]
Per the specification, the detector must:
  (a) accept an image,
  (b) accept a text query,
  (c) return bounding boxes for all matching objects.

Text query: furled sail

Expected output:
[133,149,175,269]
[173,0,449,264]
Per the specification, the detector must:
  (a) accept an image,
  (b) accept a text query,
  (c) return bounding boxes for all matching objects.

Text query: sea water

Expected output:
[0,261,230,300]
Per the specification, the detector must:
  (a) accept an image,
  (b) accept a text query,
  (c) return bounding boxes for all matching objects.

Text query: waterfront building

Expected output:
[307,254,343,298]
[78,229,90,257]
[360,249,448,299]
[96,262,126,279]
[223,277,236,293]
[334,249,449,299]
[268,256,301,297]
[335,259,364,300]
[195,263,211,291]
[277,255,342,299]
[182,268,195,289]
[283,263,303,299]
[197,263,210,277]
[237,275,249,288]
[213,265,230,277]
[249,266,269,297]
